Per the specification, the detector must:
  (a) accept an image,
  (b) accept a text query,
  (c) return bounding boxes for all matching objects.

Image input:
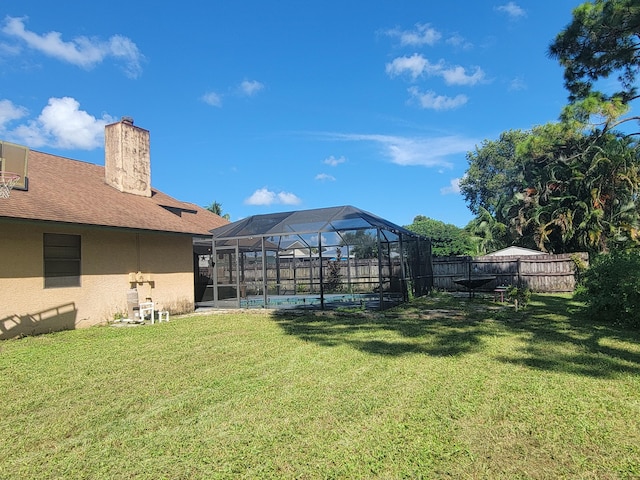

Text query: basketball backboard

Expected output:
[0,141,28,191]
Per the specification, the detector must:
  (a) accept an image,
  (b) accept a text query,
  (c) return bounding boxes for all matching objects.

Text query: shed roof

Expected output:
[210,205,420,240]
[486,246,546,257]
[0,149,227,235]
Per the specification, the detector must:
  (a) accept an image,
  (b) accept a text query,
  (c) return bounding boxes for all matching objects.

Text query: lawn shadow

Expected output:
[271,298,494,358]
[271,293,640,378]
[493,294,640,378]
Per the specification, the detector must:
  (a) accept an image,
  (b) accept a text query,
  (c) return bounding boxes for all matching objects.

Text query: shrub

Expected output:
[575,250,640,327]
[323,248,344,293]
[323,259,344,293]
[506,285,531,309]
[570,252,588,284]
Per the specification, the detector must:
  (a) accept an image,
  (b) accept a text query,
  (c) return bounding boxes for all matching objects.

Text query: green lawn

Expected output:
[1,293,639,479]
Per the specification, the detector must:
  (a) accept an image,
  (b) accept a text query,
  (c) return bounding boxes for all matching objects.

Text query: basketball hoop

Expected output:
[0,172,20,199]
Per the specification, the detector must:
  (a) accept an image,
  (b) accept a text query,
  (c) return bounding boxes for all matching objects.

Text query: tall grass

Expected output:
[1,293,639,479]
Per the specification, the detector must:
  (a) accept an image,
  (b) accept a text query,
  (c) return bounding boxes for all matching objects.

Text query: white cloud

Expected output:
[496,2,526,19]
[277,191,302,205]
[239,80,264,96]
[4,97,114,149]
[10,122,47,147]
[0,41,20,56]
[386,23,441,47]
[0,99,28,130]
[508,76,527,91]
[244,188,302,206]
[385,53,433,80]
[2,16,143,78]
[315,173,336,181]
[408,87,468,111]
[386,54,485,86]
[245,188,275,205]
[108,35,143,78]
[446,34,473,50]
[310,234,329,246]
[440,65,485,86]
[440,178,461,195]
[38,97,113,149]
[203,81,263,106]
[323,155,346,167]
[202,91,222,107]
[329,132,476,168]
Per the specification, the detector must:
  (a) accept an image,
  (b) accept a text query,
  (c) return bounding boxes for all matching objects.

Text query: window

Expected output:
[44,233,81,288]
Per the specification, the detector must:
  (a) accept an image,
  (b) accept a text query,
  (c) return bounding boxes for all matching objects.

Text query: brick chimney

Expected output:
[104,117,151,197]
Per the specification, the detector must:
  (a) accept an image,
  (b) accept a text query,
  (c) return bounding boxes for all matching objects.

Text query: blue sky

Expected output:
[1,1,584,227]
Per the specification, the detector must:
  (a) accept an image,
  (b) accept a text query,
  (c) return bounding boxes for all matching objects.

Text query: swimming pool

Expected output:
[240,293,402,309]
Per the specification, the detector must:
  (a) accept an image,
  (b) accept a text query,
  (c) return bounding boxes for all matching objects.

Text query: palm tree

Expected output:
[206,201,231,220]
[465,207,507,255]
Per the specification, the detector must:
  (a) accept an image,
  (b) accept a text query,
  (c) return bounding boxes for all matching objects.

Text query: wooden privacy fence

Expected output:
[433,253,589,293]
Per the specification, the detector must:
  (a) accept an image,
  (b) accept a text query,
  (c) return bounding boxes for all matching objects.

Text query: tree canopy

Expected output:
[460,0,640,255]
[339,230,378,259]
[206,201,231,220]
[405,216,475,257]
[463,207,508,255]
[549,0,640,134]
[461,123,640,254]
[460,130,530,218]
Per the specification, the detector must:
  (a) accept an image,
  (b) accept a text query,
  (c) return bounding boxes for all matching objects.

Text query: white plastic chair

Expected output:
[139,302,154,323]
[157,310,170,323]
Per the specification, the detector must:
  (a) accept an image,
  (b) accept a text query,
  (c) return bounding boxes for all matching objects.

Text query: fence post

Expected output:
[517,258,522,287]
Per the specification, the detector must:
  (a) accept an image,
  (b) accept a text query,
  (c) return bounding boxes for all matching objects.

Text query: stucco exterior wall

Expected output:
[0,221,195,339]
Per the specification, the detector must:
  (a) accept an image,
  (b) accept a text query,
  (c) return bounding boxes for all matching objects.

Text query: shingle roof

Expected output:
[0,149,228,235]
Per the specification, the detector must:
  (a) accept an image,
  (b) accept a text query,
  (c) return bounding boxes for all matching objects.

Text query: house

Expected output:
[277,240,355,261]
[0,118,228,339]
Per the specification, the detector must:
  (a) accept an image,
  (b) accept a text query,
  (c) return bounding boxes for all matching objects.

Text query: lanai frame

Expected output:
[209,206,432,310]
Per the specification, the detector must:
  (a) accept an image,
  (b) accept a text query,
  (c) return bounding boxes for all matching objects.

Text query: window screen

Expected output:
[44,233,81,288]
